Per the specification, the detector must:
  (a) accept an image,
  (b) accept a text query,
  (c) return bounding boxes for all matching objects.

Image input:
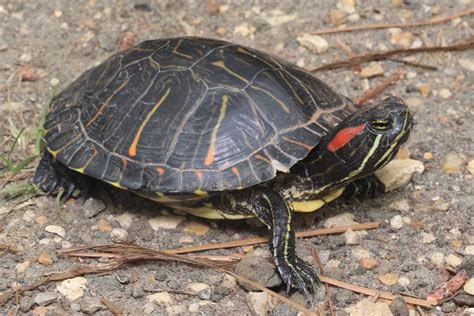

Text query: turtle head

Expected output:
[324,96,412,177]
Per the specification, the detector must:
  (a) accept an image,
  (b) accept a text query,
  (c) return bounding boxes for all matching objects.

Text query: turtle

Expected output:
[34,37,412,295]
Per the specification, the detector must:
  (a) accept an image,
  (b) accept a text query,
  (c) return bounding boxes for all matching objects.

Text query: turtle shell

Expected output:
[43,37,357,193]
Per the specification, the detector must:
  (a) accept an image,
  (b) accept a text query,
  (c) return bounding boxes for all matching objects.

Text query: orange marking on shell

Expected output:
[255,154,271,164]
[156,166,165,175]
[282,137,313,150]
[327,124,366,152]
[204,145,215,166]
[195,171,204,180]
[86,80,129,128]
[231,166,240,177]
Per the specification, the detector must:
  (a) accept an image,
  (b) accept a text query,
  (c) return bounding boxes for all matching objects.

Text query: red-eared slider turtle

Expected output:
[34,37,412,295]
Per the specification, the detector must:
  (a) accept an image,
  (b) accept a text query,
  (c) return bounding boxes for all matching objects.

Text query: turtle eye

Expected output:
[369,118,391,131]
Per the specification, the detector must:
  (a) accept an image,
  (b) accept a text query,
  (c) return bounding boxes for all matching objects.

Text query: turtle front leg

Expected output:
[217,187,319,296]
[33,152,78,200]
[343,174,385,199]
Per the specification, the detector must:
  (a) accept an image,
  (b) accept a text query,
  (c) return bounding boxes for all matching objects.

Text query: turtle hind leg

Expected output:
[34,152,80,200]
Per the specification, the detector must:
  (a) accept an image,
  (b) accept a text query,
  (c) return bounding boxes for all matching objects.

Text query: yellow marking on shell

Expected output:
[105,180,125,189]
[70,148,97,174]
[172,39,193,59]
[194,190,208,196]
[278,72,304,105]
[250,85,290,113]
[282,137,313,150]
[169,203,253,220]
[46,133,83,158]
[255,154,272,164]
[129,87,171,158]
[210,60,249,84]
[236,47,276,69]
[205,95,229,166]
[292,188,345,213]
[86,80,129,128]
[231,166,243,189]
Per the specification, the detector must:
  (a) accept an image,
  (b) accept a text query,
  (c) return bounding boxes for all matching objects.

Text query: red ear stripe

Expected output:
[327,124,366,152]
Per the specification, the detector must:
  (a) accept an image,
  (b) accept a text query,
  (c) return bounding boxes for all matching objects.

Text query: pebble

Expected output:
[421,232,436,244]
[359,258,378,270]
[146,292,173,306]
[398,277,410,287]
[110,228,128,242]
[56,277,87,300]
[222,275,237,289]
[234,256,281,291]
[179,235,194,244]
[378,273,399,285]
[16,260,30,273]
[458,58,474,72]
[80,297,103,314]
[20,296,35,312]
[330,9,347,26]
[351,247,373,260]
[37,252,53,265]
[432,198,450,212]
[442,153,464,173]
[390,215,403,230]
[390,30,413,47]
[441,301,457,313]
[184,221,210,236]
[128,219,155,241]
[23,210,35,222]
[431,252,445,266]
[464,278,474,295]
[114,212,134,228]
[97,218,113,232]
[468,160,474,175]
[148,214,185,230]
[419,84,431,97]
[337,0,356,14]
[389,297,409,316]
[34,292,59,306]
[466,245,474,255]
[453,293,474,307]
[346,298,393,316]
[404,97,423,112]
[446,254,462,267]
[360,63,384,78]
[264,10,297,26]
[296,34,329,54]
[83,198,106,218]
[216,26,225,36]
[246,292,269,316]
[45,225,66,237]
[186,282,210,295]
[405,83,418,93]
[233,23,256,37]
[439,88,452,99]
[36,215,49,225]
[344,228,360,245]
[388,199,410,212]
[324,212,358,227]
[375,159,424,192]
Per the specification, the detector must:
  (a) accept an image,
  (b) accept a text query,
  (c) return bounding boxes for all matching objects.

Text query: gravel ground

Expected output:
[1,0,473,315]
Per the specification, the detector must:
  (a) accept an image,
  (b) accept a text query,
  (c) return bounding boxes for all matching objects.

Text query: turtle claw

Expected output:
[276,256,320,299]
[34,153,78,200]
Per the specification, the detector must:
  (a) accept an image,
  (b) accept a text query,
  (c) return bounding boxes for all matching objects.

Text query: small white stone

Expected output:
[344,228,360,245]
[147,292,173,306]
[406,71,417,78]
[143,302,155,314]
[326,259,341,269]
[431,252,444,266]
[388,199,411,212]
[439,88,452,99]
[296,33,329,54]
[246,292,269,316]
[375,159,424,192]
[186,282,210,294]
[446,254,462,267]
[421,232,436,244]
[390,215,403,230]
[148,215,185,231]
[398,277,410,286]
[402,216,411,224]
[16,260,30,273]
[465,245,474,255]
[188,303,200,313]
[23,210,35,222]
[110,228,128,242]
[114,212,134,228]
[233,23,256,37]
[346,298,393,316]
[50,78,60,87]
[459,58,474,72]
[464,278,474,295]
[351,247,373,260]
[45,225,65,237]
[56,277,87,300]
[449,227,461,235]
[324,212,358,227]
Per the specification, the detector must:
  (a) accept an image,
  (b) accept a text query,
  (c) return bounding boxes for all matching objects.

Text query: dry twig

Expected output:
[426,270,468,304]
[311,7,474,35]
[311,247,335,316]
[309,36,474,72]
[354,72,403,106]
[100,297,124,316]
